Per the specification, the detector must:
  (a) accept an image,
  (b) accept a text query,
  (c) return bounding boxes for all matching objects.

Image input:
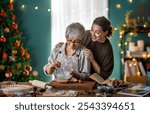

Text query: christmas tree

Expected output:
[0,0,38,81]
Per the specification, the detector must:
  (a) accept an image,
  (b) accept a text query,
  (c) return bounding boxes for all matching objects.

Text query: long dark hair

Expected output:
[93,16,113,38]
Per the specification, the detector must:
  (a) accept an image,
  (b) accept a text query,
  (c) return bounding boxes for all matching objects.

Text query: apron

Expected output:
[54,48,81,80]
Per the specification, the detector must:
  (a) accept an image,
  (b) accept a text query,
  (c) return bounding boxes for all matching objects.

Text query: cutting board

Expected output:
[48,81,96,90]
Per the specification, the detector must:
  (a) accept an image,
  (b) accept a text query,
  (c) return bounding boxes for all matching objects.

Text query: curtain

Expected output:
[51,0,108,49]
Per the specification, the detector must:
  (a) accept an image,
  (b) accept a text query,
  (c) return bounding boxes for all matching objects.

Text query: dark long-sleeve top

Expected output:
[81,30,114,80]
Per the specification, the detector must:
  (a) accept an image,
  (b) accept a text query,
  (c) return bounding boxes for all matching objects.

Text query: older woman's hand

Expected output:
[66,69,81,83]
[83,49,95,62]
[55,42,64,48]
[50,60,61,69]
[46,60,61,74]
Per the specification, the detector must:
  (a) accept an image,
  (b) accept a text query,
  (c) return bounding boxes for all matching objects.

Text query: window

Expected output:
[51,0,108,49]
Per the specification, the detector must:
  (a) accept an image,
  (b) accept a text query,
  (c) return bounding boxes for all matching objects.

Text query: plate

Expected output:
[2,84,33,96]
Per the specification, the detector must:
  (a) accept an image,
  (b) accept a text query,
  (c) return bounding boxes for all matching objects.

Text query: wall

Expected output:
[14,0,149,81]
[109,0,150,79]
[15,0,51,81]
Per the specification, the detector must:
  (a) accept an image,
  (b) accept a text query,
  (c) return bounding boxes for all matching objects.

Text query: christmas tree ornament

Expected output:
[2,52,8,61]
[0,65,5,70]
[0,36,6,43]
[25,52,30,59]
[16,63,22,69]
[22,69,29,76]
[12,50,17,55]
[0,37,3,42]
[14,40,20,47]
[32,71,39,77]
[11,23,18,30]
[0,10,6,17]
[4,27,10,33]
[20,47,25,55]
[8,3,14,10]
[9,55,17,62]
[26,65,32,71]
[10,14,16,20]
[5,71,13,78]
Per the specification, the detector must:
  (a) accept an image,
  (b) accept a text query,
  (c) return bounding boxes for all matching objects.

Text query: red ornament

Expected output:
[11,23,18,30]
[2,37,6,42]
[8,3,14,10]
[5,71,12,78]
[26,65,32,71]
[14,40,20,47]
[10,14,16,20]
[0,10,6,17]
[22,69,29,76]
[4,27,10,33]
[20,47,25,55]
[0,36,6,43]
[25,52,30,59]
[2,52,8,61]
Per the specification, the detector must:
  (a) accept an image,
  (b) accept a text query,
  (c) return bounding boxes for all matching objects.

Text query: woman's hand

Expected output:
[46,60,61,74]
[83,49,95,62]
[50,60,61,69]
[55,42,64,48]
[66,70,81,82]
[84,49,100,74]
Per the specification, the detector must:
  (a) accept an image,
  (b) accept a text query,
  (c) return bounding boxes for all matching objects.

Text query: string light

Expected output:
[132,58,136,62]
[48,9,51,12]
[119,35,123,38]
[143,24,147,28]
[21,5,25,9]
[121,51,124,54]
[106,8,109,11]
[128,0,133,3]
[114,27,118,30]
[129,32,134,36]
[124,42,128,45]
[35,6,38,10]
[118,43,121,47]
[123,24,126,27]
[10,0,14,3]
[137,71,140,76]
[147,53,150,58]
[142,54,147,59]
[116,4,122,9]
[129,63,132,67]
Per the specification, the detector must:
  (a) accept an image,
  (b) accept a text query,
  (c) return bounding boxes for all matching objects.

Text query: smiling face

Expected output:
[90,24,107,42]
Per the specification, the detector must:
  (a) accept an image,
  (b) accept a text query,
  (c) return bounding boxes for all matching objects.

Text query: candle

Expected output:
[129,42,135,52]
[132,46,138,52]
[137,40,144,51]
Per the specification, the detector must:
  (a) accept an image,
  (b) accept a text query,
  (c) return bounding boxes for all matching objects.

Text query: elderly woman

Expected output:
[43,22,91,82]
